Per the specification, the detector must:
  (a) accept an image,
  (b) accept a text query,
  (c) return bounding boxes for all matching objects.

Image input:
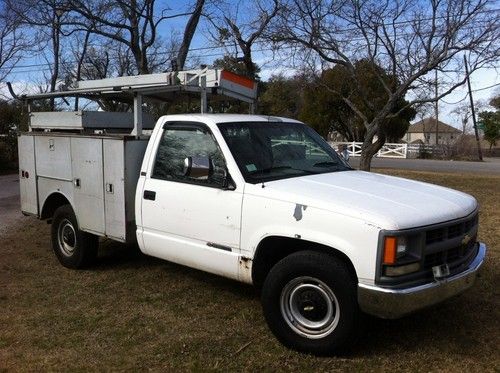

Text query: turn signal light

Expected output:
[383,236,397,265]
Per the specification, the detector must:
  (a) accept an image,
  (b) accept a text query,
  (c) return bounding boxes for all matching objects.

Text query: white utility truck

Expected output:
[17,70,486,354]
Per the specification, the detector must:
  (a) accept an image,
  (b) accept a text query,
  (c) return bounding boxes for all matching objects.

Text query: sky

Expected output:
[3,0,499,130]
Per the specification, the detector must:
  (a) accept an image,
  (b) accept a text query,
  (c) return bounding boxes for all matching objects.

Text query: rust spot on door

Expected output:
[239,256,252,283]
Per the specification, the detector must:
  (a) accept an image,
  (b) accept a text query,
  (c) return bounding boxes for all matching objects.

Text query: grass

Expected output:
[0,169,499,371]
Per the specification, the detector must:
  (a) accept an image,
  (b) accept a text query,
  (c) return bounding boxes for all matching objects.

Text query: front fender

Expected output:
[240,196,380,283]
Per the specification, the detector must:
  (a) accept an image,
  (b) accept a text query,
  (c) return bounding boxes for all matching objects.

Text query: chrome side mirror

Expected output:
[183,156,212,179]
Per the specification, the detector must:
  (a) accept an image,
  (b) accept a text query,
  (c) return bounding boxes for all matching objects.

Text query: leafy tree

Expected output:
[478,96,500,150]
[0,99,27,168]
[300,69,357,139]
[259,74,304,118]
[300,60,416,141]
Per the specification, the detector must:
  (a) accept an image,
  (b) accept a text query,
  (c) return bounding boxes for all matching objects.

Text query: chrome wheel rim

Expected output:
[280,276,340,339]
[58,219,76,257]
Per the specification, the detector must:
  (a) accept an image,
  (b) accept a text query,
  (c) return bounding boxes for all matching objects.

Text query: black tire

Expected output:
[261,251,359,355]
[51,204,98,269]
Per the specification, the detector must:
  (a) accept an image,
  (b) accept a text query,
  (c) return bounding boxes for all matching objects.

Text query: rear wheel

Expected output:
[51,205,98,269]
[261,251,359,355]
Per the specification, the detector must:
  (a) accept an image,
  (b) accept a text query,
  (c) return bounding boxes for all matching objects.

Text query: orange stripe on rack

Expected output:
[220,70,256,89]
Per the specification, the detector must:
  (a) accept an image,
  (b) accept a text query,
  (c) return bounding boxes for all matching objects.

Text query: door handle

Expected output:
[143,190,156,200]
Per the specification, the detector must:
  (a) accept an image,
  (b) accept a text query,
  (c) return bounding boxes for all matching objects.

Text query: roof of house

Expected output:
[408,118,461,133]
[410,138,425,145]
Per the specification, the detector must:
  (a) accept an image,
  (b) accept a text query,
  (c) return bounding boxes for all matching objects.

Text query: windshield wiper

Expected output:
[313,161,339,167]
[249,166,311,174]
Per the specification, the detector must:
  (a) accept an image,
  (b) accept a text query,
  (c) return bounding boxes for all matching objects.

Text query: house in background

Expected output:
[405,117,461,144]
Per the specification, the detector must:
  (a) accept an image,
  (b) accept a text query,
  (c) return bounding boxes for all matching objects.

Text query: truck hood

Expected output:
[253,171,477,230]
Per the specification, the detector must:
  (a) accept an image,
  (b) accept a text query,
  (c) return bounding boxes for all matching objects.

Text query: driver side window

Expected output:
[152,124,227,187]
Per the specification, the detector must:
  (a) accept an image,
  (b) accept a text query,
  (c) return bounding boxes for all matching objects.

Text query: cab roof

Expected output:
[158,113,303,125]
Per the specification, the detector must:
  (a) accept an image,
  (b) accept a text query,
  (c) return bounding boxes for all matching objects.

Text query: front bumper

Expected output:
[358,242,487,319]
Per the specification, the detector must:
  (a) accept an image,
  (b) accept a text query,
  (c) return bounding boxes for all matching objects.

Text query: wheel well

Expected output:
[41,193,71,220]
[252,236,357,290]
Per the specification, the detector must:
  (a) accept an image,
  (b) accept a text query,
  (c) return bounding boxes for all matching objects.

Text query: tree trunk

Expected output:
[359,152,374,171]
[359,126,386,171]
[176,0,205,70]
[50,18,60,111]
[130,45,149,74]
[74,31,91,111]
[139,52,149,74]
[243,47,255,79]
[228,40,256,78]
[359,140,381,171]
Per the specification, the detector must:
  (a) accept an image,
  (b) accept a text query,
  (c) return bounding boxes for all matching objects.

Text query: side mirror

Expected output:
[183,156,212,179]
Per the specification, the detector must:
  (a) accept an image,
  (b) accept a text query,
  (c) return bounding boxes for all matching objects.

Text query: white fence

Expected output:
[330,142,408,159]
[406,143,444,158]
[268,139,437,159]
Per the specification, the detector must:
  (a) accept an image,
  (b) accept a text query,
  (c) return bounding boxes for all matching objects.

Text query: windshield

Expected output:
[218,121,352,183]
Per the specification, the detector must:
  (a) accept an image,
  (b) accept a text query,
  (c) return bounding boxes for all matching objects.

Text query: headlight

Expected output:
[382,235,420,276]
[396,236,407,258]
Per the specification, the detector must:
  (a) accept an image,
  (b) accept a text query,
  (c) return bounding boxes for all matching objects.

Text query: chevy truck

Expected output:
[17,71,487,355]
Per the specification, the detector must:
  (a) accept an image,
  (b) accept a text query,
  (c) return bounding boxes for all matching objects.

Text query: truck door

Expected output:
[18,135,38,215]
[139,122,243,279]
[70,137,105,234]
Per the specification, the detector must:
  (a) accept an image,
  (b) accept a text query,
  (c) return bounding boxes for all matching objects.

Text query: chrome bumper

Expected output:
[358,242,487,319]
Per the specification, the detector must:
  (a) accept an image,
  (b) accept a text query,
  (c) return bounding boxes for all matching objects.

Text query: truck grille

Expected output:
[423,238,477,270]
[423,213,478,274]
[425,215,478,245]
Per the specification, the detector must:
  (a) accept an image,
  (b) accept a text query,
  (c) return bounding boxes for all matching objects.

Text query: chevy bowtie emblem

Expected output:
[462,234,471,246]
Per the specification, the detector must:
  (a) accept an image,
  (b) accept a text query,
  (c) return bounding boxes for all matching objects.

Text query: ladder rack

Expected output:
[14,68,258,136]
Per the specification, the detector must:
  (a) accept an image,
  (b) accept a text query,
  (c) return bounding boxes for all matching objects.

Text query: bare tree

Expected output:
[451,99,487,134]
[451,103,473,134]
[273,0,499,170]
[6,0,75,109]
[0,4,25,83]
[207,0,281,78]
[65,0,205,74]
[65,41,137,111]
[60,29,94,109]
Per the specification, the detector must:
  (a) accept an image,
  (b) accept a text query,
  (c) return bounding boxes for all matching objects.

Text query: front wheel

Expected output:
[261,251,359,355]
[51,205,98,269]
